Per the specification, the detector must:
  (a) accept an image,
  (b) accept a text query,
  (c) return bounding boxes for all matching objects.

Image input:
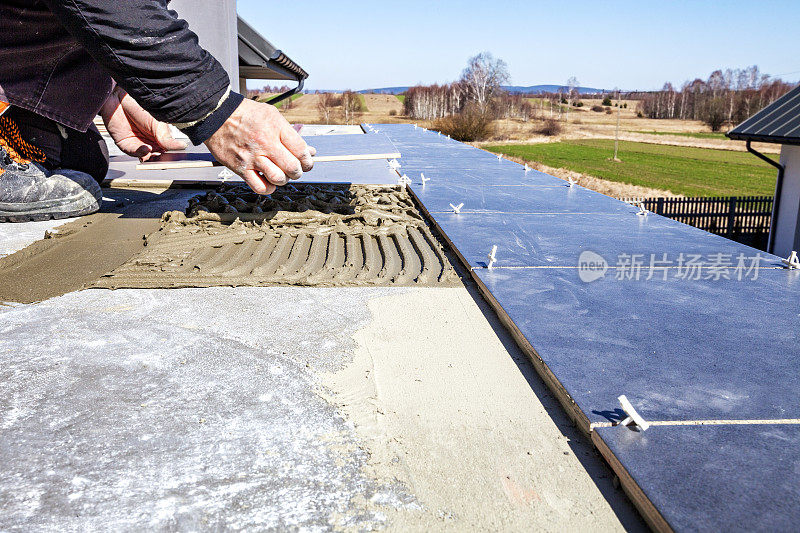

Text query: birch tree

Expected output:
[460,52,509,110]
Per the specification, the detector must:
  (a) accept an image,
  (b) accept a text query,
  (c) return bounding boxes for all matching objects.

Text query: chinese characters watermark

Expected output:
[578,250,764,283]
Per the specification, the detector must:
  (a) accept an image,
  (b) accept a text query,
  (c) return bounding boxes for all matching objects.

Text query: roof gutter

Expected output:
[746,140,785,254]
[237,30,306,105]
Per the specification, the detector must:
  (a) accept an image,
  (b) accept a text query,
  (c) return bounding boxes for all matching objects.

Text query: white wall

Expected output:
[772,144,800,258]
[169,0,239,89]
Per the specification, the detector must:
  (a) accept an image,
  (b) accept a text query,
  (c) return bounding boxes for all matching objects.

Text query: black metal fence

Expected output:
[621,196,773,250]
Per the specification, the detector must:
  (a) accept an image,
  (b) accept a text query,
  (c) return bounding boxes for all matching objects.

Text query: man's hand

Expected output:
[100,88,187,161]
[204,99,315,195]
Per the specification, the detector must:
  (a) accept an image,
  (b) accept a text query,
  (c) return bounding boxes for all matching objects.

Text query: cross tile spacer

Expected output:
[449,202,464,214]
[783,251,800,269]
[397,174,412,189]
[616,395,650,431]
[487,245,498,269]
[421,173,430,186]
[636,203,648,217]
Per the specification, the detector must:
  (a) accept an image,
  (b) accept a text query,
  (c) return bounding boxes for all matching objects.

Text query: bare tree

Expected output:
[460,52,510,110]
[635,66,793,126]
[317,93,335,124]
[566,76,580,106]
[340,91,364,125]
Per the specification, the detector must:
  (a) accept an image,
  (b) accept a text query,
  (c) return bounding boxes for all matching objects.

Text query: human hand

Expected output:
[100,88,187,161]
[204,99,315,195]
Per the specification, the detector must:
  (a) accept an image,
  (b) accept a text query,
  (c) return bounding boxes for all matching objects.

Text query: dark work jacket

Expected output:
[0,0,230,133]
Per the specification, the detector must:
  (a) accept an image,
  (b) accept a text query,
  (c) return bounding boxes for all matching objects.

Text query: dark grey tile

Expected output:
[430,211,777,268]
[303,133,400,157]
[414,182,637,214]
[474,267,800,423]
[595,424,800,532]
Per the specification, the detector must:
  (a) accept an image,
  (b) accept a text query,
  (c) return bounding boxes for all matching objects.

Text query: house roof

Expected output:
[727,84,800,145]
[237,16,308,83]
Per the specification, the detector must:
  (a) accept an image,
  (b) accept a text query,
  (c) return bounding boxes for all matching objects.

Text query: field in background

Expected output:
[275,93,404,125]
[485,140,779,197]
[267,93,779,197]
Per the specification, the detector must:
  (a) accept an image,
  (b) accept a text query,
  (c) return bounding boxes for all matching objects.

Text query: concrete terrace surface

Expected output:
[0,209,644,531]
[0,286,644,531]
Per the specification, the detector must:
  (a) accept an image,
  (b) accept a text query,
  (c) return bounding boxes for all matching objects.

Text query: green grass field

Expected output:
[485,139,778,196]
[272,93,303,109]
[396,94,406,104]
[634,130,728,140]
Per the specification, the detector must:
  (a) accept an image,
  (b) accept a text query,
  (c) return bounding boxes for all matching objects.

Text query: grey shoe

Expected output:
[0,154,102,223]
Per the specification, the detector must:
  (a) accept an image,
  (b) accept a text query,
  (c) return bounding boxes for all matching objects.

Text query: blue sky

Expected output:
[238,0,800,91]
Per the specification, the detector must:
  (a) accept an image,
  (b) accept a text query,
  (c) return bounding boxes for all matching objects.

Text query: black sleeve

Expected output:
[40,0,231,126]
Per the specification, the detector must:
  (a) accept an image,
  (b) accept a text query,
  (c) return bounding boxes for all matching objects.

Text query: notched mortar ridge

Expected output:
[95,183,461,288]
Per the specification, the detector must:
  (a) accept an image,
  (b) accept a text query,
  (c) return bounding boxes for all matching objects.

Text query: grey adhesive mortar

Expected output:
[96,184,461,289]
[0,286,418,531]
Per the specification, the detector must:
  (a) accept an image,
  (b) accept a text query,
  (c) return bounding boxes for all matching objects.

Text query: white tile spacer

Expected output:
[567,177,577,188]
[524,163,530,173]
[218,168,235,180]
[397,174,412,189]
[496,154,503,161]
[487,245,498,269]
[421,173,430,186]
[783,251,800,269]
[636,203,648,217]
[449,202,464,214]
[413,123,418,130]
[616,395,650,431]
[388,159,400,170]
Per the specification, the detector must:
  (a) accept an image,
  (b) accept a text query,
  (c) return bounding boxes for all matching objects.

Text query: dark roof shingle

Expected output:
[727,84,800,145]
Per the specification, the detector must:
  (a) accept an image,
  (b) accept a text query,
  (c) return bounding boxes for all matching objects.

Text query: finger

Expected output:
[280,125,314,172]
[158,132,188,152]
[242,168,275,195]
[254,155,289,187]
[148,122,185,152]
[117,137,152,159]
[259,142,303,180]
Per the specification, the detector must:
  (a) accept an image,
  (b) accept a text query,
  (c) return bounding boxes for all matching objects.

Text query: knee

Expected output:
[88,145,110,183]
[86,127,110,183]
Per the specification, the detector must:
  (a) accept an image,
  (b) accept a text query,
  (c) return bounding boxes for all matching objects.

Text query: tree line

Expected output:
[402,53,534,121]
[633,66,795,130]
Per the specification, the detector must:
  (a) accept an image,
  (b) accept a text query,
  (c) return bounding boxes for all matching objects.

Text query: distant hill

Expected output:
[503,85,607,95]
[356,85,607,95]
[357,87,411,95]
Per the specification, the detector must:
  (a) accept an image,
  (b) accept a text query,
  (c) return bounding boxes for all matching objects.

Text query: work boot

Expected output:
[0,115,101,222]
